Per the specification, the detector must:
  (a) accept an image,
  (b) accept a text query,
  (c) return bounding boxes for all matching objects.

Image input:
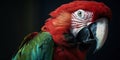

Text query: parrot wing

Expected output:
[12,32,54,60]
[18,32,39,49]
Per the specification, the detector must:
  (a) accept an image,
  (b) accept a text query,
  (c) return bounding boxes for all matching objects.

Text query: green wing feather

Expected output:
[12,32,54,60]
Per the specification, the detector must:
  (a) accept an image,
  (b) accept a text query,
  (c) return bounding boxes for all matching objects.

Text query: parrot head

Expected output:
[42,0,111,52]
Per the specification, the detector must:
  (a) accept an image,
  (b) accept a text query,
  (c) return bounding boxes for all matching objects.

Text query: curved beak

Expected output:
[91,18,108,51]
[76,18,108,51]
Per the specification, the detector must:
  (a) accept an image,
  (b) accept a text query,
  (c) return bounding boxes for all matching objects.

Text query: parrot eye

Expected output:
[77,11,82,17]
[72,9,93,20]
[74,9,85,20]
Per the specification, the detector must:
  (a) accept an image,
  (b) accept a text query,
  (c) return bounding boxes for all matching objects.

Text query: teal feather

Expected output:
[12,32,54,60]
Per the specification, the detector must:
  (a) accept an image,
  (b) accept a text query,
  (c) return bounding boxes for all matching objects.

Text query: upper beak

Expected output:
[76,18,108,51]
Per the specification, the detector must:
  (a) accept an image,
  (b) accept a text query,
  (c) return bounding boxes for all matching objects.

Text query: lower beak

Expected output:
[76,18,108,51]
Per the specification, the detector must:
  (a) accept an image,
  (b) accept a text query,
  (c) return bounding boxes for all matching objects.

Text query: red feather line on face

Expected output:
[41,1,112,46]
[50,1,112,21]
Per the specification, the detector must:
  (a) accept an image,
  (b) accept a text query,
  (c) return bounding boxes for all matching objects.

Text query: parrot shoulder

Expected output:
[12,32,54,60]
[18,32,39,49]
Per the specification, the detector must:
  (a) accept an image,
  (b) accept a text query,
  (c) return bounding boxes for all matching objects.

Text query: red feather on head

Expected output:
[50,1,111,21]
[41,0,112,60]
[42,0,112,46]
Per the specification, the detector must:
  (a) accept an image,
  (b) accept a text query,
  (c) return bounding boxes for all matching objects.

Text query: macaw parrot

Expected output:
[12,0,112,60]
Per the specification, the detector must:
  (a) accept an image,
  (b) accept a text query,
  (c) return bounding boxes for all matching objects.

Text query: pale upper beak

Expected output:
[93,18,108,51]
[74,18,108,51]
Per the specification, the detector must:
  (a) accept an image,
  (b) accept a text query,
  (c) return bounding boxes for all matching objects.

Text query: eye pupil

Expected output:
[78,11,82,17]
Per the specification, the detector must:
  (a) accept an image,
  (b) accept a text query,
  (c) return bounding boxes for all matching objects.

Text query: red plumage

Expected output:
[41,0,112,60]
[42,0,112,47]
[50,1,111,21]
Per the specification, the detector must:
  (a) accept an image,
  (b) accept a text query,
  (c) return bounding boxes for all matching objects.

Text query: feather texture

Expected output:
[12,32,54,60]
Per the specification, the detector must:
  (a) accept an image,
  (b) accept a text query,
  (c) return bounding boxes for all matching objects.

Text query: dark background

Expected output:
[1,0,120,60]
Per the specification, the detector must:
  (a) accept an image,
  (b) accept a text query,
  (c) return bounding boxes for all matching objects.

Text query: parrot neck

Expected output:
[54,45,87,60]
[41,17,71,46]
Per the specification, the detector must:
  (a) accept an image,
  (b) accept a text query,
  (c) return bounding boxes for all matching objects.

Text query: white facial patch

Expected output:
[70,9,93,37]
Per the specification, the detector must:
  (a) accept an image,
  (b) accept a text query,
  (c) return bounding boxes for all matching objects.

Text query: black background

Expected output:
[1,0,120,60]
